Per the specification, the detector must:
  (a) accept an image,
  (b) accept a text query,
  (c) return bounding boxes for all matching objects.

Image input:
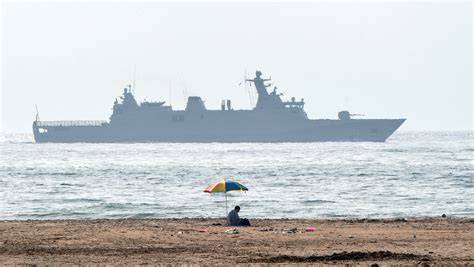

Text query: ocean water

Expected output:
[0,132,472,220]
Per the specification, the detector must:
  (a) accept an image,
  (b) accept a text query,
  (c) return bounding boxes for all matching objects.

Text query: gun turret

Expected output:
[338,111,365,120]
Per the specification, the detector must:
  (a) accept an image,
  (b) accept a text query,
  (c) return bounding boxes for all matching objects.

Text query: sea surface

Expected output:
[0,132,472,220]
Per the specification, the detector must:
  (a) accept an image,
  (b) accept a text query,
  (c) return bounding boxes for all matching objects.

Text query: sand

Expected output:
[0,218,472,265]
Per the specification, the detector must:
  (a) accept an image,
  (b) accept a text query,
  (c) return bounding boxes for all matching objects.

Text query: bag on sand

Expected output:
[239,218,250,226]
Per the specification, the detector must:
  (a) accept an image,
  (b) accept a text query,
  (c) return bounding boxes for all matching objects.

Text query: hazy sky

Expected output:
[1,1,472,132]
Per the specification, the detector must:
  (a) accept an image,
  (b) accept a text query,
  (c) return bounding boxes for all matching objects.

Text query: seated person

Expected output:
[227,206,250,226]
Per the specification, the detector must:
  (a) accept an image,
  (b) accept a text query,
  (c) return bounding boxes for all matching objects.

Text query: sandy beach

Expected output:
[0,217,472,265]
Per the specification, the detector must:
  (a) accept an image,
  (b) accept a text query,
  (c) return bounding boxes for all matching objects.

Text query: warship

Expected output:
[33,71,405,143]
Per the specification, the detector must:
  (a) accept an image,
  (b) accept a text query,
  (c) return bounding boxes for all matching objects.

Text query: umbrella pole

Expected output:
[225,192,228,218]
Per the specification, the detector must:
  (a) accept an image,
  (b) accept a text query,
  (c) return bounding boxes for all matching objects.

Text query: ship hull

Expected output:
[33,118,405,143]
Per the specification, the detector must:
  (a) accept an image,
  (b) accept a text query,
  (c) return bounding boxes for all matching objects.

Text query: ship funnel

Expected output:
[186,96,206,111]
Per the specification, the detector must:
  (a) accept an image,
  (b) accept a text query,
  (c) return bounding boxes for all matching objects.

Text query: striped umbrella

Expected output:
[204,178,248,216]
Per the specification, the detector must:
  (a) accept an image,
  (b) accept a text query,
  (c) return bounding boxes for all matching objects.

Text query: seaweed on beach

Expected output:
[256,251,425,263]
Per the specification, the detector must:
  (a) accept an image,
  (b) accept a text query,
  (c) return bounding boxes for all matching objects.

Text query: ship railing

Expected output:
[35,120,108,127]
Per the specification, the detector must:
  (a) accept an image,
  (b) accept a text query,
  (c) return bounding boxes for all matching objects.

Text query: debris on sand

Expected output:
[282,228,297,234]
[225,228,239,234]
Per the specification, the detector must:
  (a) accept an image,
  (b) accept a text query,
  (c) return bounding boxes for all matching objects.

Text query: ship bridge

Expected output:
[109,84,171,123]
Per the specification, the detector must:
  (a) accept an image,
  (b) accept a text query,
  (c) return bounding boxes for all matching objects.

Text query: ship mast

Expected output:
[35,105,40,122]
[132,66,136,95]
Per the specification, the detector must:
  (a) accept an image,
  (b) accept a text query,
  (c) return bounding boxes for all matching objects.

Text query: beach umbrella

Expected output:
[203,178,248,216]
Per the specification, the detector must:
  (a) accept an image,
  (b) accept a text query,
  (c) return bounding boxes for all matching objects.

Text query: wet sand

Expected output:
[0,218,472,265]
